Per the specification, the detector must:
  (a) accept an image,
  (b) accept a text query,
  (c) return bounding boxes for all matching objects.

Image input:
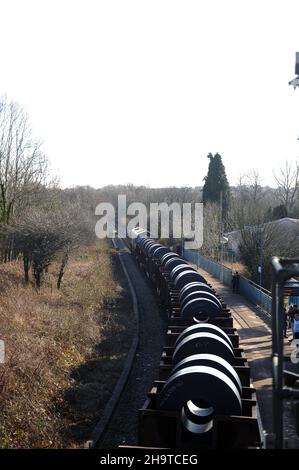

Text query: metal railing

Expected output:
[183,249,272,315]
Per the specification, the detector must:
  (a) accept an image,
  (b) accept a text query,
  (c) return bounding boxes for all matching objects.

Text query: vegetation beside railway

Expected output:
[0,239,133,448]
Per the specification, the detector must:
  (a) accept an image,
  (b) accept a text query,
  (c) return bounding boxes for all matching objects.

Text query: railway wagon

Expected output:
[126,229,262,449]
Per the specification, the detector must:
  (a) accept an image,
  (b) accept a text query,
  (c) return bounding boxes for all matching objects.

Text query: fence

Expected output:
[183,249,272,316]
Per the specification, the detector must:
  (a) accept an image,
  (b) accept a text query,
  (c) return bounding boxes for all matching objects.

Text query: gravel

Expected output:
[98,239,167,448]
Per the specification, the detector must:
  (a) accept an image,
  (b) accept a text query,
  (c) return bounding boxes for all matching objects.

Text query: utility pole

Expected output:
[255,225,264,309]
[244,223,264,308]
[259,226,264,288]
[219,191,224,282]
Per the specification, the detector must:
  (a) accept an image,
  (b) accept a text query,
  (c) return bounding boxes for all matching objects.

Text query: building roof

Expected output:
[226,218,299,237]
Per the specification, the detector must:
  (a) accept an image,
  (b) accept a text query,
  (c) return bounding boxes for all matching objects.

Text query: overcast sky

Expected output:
[1,0,299,188]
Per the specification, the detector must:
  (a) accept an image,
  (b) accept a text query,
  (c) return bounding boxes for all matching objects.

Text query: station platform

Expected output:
[193,264,299,447]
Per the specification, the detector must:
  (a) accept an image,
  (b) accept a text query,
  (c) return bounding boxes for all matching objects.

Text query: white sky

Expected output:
[1,0,299,189]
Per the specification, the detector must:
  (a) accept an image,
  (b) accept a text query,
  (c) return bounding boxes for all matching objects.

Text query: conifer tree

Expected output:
[202,153,230,218]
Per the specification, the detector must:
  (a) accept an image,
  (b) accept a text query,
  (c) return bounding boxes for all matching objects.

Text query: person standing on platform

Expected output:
[289,304,297,324]
[291,311,299,341]
[283,307,288,338]
[232,271,240,294]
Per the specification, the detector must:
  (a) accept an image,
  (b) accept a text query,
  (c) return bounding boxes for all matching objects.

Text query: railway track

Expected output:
[96,237,167,448]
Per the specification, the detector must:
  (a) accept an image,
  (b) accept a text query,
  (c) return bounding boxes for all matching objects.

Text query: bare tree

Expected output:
[239,219,299,288]
[273,160,299,214]
[0,96,48,225]
[201,202,221,259]
[227,170,270,230]
[6,203,93,288]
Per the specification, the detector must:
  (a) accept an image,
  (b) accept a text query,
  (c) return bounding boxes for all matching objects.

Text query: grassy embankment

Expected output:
[0,239,133,448]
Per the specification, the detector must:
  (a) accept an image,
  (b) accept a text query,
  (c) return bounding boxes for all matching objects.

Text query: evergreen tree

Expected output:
[202,153,230,218]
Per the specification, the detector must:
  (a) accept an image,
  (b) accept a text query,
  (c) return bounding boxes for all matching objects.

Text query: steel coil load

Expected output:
[170,353,242,394]
[145,246,157,258]
[160,252,180,265]
[180,297,221,321]
[172,331,235,365]
[164,257,188,272]
[181,399,215,434]
[180,290,222,310]
[147,243,164,257]
[140,238,153,252]
[152,246,170,259]
[138,236,150,247]
[144,240,156,253]
[157,366,242,428]
[170,264,196,281]
[128,235,260,448]
[179,282,214,302]
[174,323,233,350]
[174,271,207,289]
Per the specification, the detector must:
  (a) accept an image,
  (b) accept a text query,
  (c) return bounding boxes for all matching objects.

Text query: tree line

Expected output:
[201,152,299,288]
[0,96,93,288]
[73,153,299,289]
[48,156,299,289]
[1,95,297,290]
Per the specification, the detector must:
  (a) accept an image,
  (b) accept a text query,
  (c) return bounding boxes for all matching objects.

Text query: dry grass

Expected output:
[0,240,133,448]
[223,260,248,276]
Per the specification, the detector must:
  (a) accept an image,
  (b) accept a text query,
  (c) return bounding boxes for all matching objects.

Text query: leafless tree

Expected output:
[201,202,221,259]
[0,96,48,226]
[239,219,299,288]
[227,170,270,230]
[5,203,93,288]
[273,160,299,214]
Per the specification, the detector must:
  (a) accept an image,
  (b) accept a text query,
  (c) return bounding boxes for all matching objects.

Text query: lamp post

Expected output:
[244,224,264,308]
[244,224,264,284]
[218,191,229,282]
[259,227,264,289]
[220,235,228,282]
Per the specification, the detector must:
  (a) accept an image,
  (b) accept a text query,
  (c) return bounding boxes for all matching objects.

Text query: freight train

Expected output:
[126,228,261,449]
